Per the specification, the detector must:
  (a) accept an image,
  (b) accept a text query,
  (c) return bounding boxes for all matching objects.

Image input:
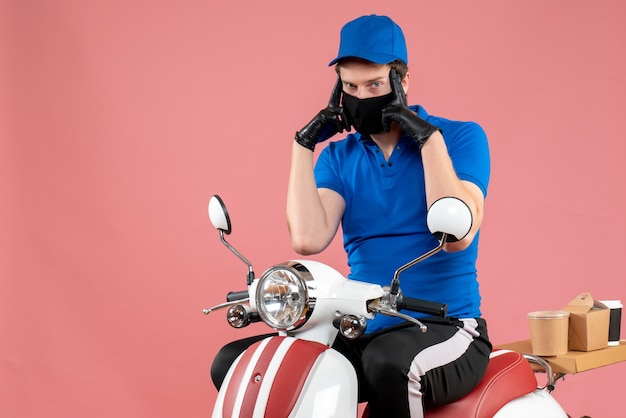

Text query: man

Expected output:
[286,14,492,417]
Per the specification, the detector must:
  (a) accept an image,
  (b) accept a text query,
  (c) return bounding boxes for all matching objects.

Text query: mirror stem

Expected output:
[219,230,255,285]
[389,233,448,307]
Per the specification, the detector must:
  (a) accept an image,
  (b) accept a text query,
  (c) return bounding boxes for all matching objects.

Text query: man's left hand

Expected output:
[382,68,440,149]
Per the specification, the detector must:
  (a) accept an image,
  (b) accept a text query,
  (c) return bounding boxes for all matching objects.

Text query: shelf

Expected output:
[495,340,626,374]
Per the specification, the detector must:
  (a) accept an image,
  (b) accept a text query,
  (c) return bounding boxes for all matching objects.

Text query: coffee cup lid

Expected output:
[528,310,570,319]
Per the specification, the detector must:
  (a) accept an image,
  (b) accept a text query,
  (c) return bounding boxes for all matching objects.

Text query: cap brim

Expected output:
[328,52,403,66]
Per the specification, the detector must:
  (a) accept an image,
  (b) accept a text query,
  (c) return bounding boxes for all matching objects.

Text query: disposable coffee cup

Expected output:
[528,311,570,356]
[600,300,622,346]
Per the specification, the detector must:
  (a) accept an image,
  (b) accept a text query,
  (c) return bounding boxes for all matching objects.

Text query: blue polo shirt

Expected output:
[314,105,490,332]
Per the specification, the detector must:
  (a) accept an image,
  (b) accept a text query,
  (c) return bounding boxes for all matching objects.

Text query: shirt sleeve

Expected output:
[314,143,345,197]
[445,121,491,198]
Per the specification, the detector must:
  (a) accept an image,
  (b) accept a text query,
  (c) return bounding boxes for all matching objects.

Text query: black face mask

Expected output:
[342,92,394,135]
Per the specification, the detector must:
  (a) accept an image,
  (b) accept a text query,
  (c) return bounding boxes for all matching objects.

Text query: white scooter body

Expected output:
[494,390,568,418]
[212,261,380,418]
[205,195,569,418]
[211,341,568,418]
[210,265,568,418]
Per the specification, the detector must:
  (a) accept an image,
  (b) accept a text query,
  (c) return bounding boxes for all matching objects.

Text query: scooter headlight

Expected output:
[255,262,314,330]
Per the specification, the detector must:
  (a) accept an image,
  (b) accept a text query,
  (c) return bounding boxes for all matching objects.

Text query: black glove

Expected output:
[295,76,350,151]
[382,68,440,149]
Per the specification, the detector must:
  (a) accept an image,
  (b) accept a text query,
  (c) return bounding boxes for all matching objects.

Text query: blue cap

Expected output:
[329,15,408,66]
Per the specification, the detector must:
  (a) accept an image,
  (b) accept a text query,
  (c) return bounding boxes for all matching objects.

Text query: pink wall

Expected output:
[2,1,625,416]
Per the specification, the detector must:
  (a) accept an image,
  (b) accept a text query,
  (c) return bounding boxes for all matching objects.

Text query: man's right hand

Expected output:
[295,76,350,151]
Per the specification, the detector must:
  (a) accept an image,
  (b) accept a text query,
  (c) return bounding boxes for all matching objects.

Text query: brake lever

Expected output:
[368,303,427,333]
[203,298,250,315]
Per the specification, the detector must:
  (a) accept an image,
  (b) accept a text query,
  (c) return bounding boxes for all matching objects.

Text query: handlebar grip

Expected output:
[399,296,448,318]
[226,290,249,302]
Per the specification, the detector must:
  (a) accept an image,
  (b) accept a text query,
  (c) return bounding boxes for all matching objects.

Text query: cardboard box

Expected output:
[562,292,610,351]
[495,340,626,374]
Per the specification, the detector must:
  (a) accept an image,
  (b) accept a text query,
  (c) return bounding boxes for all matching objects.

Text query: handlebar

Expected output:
[398,296,448,318]
[226,290,249,302]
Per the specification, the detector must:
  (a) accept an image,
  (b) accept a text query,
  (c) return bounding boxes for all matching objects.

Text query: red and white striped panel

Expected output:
[221,336,329,418]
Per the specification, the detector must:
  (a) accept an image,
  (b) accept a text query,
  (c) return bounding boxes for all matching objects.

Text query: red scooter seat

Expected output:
[362,350,538,418]
[425,350,538,418]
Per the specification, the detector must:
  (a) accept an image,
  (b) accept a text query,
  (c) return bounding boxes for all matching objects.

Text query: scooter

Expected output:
[204,194,569,417]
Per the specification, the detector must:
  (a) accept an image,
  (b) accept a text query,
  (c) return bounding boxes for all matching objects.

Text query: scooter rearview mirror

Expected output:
[426,197,473,242]
[389,197,473,312]
[208,195,232,235]
[207,194,255,285]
